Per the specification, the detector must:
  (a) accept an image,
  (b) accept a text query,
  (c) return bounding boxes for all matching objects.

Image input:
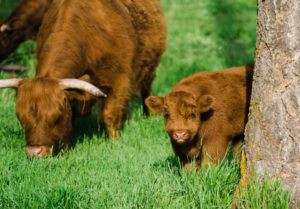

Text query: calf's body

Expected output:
[146,64,253,168]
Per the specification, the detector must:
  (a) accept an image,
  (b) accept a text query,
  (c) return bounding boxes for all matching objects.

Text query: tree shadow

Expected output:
[208,0,256,66]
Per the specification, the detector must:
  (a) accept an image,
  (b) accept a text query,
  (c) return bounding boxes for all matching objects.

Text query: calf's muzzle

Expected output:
[172,130,190,143]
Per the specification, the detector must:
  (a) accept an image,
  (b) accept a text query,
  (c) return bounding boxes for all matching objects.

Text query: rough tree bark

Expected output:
[244,0,300,208]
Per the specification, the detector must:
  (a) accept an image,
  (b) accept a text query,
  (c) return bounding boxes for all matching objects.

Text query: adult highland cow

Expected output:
[0,0,167,157]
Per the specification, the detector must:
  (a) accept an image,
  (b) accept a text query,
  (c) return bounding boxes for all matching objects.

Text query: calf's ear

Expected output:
[145,96,164,113]
[198,95,215,113]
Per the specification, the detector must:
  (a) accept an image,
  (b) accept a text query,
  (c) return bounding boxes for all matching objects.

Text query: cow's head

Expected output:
[0,77,106,158]
[145,91,215,144]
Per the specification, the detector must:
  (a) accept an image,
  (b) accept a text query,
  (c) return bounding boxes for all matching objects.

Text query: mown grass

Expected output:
[0,0,290,208]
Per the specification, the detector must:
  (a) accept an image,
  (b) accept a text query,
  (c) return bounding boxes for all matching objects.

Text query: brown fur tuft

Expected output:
[0,0,52,61]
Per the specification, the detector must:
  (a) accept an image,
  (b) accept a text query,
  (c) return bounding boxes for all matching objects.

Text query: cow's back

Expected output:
[211,65,253,136]
[122,0,167,90]
[36,0,134,77]
[36,0,166,91]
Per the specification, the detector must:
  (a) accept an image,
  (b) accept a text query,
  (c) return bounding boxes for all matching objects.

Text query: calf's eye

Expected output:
[164,113,170,119]
[54,115,62,125]
[189,113,196,119]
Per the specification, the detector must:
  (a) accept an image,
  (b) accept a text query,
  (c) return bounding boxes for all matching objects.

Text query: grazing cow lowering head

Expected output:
[0,0,166,158]
[0,78,105,157]
[146,91,214,144]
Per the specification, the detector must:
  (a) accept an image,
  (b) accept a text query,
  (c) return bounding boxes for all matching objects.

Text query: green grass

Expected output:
[0,0,290,208]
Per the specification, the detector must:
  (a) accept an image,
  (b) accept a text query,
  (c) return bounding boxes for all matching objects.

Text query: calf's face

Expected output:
[145,91,215,144]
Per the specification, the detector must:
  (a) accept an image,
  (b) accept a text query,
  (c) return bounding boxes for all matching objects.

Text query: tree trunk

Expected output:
[245,0,300,208]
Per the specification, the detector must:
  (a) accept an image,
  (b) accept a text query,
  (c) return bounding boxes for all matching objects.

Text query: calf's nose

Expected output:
[26,146,51,158]
[172,130,189,142]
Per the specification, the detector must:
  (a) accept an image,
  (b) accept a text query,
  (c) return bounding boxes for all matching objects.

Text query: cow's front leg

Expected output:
[100,79,130,140]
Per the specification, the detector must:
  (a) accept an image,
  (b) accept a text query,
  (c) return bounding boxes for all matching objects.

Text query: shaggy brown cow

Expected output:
[0,0,166,157]
[0,0,52,62]
[145,64,253,169]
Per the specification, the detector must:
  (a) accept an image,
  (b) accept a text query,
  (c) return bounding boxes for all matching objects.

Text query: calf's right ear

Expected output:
[145,96,164,113]
[198,95,215,113]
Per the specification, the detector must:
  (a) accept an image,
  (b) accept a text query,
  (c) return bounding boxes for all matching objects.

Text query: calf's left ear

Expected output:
[145,96,164,113]
[198,95,215,113]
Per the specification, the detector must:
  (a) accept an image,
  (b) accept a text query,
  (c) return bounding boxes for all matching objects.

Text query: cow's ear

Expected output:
[145,96,164,113]
[198,95,215,113]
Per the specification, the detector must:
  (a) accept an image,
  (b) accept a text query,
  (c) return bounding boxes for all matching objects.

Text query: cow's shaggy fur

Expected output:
[0,0,52,61]
[6,0,166,157]
[146,64,253,169]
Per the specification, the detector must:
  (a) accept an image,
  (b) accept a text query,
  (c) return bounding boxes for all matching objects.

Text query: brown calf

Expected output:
[0,0,52,62]
[146,64,253,169]
[0,0,166,157]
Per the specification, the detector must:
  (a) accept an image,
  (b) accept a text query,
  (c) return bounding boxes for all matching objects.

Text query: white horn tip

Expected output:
[0,24,11,32]
[60,79,107,98]
[94,90,107,98]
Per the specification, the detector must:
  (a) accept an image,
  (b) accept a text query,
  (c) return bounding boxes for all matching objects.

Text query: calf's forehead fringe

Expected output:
[165,91,196,106]
[164,91,197,116]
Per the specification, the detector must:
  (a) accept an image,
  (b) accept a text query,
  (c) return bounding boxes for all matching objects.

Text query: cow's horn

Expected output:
[0,78,22,88]
[0,24,11,32]
[60,79,107,97]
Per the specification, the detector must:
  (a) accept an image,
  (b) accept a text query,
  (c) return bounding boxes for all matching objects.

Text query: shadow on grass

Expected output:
[72,111,105,146]
[72,98,145,146]
[208,0,256,66]
[152,155,182,175]
[151,148,241,177]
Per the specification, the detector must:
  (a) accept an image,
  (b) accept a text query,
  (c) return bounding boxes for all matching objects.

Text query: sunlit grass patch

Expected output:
[236,173,291,209]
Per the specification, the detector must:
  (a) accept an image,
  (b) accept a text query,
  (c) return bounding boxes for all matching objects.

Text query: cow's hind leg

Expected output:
[232,135,243,161]
[141,79,152,117]
[140,61,159,117]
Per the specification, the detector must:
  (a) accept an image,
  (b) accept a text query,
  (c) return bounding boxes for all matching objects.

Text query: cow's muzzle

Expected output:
[172,130,190,144]
[26,145,51,158]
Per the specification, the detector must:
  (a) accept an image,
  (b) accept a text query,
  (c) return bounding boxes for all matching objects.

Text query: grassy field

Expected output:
[0,0,290,208]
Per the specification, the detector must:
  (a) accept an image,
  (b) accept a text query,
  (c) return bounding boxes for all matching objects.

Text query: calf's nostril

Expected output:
[173,131,189,140]
[176,133,185,138]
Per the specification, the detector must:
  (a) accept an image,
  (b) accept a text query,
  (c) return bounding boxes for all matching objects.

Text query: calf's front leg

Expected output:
[200,136,229,167]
